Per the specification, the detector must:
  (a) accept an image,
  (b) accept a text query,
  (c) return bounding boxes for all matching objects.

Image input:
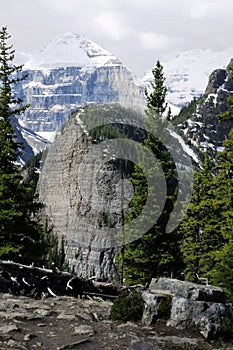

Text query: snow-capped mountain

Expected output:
[24,32,121,71]
[18,33,145,137]
[143,47,233,111]
[14,34,233,162]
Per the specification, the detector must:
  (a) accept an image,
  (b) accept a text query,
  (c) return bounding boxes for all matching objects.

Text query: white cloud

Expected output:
[139,32,169,49]
[186,0,233,19]
[95,11,125,42]
[189,3,208,19]
[1,0,233,76]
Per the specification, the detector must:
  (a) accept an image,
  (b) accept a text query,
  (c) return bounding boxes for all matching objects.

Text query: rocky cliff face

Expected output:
[37,103,196,279]
[18,33,145,135]
[20,65,145,133]
[176,59,233,155]
[37,105,145,280]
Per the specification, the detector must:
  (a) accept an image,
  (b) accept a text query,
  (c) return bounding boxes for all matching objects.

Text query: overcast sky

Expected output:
[1,0,233,77]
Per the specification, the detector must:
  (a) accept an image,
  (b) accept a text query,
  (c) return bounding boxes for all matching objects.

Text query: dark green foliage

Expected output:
[172,97,199,127]
[178,69,233,301]
[22,151,44,194]
[0,26,48,265]
[45,231,68,271]
[122,62,182,285]
[110,290,144,322]
[179,152,223,282]
[210,242,233,302]
[156,294,172,320]
[145,60,167,115]
[218,314,233,338]
[208,128,233,300]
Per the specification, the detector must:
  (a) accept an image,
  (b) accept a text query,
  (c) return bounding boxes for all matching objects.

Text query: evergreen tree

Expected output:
[209,120,233,300]
[177,64,233,301]
[145,60,167,115]
[122,61,181,285]
[208,65,233,299]
[0,26,47,264]
[179,152,224,282]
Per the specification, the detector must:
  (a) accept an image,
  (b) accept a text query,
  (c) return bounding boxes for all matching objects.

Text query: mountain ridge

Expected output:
[174,58,233,157]
[143,46,233,109]
[12,33,233,161]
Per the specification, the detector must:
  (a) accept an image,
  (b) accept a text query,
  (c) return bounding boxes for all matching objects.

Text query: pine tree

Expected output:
[145,60,167,115]
[122,61,181,285]
[205,66,233,299]
[179,152,224,282]
[179,64,233,300]
[209,123,233,300]
[0,26,47,264]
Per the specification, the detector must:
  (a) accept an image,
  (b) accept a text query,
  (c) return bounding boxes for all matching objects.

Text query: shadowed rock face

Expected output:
[20,65,146,133]
[177,59,233,157]
[37,104,144,280]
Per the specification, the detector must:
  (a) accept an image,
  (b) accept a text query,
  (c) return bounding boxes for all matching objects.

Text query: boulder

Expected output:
[142,290,172,325]
[149,277,226,303]
[168,296,232,339]
[142,278,233,339]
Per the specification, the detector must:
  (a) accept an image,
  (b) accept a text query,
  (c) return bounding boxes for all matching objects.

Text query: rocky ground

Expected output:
[0,293,232,350]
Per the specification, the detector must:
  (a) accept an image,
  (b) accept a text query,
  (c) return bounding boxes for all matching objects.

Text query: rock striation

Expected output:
[37,104,145,280]
[18,33,146,134]
[37,102,198,279]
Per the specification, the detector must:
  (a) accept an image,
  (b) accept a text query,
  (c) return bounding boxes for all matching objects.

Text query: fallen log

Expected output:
[0,260,122,300]
[0,260,72,278]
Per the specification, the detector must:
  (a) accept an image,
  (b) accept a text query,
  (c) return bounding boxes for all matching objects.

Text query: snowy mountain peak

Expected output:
[24,32,121,70]
[143,47,233,110]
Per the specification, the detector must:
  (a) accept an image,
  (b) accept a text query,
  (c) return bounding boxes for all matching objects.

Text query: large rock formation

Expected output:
[37,104,145,280]
[37,102,196,279]
[142,278,233,339]
[37,102,197,279]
